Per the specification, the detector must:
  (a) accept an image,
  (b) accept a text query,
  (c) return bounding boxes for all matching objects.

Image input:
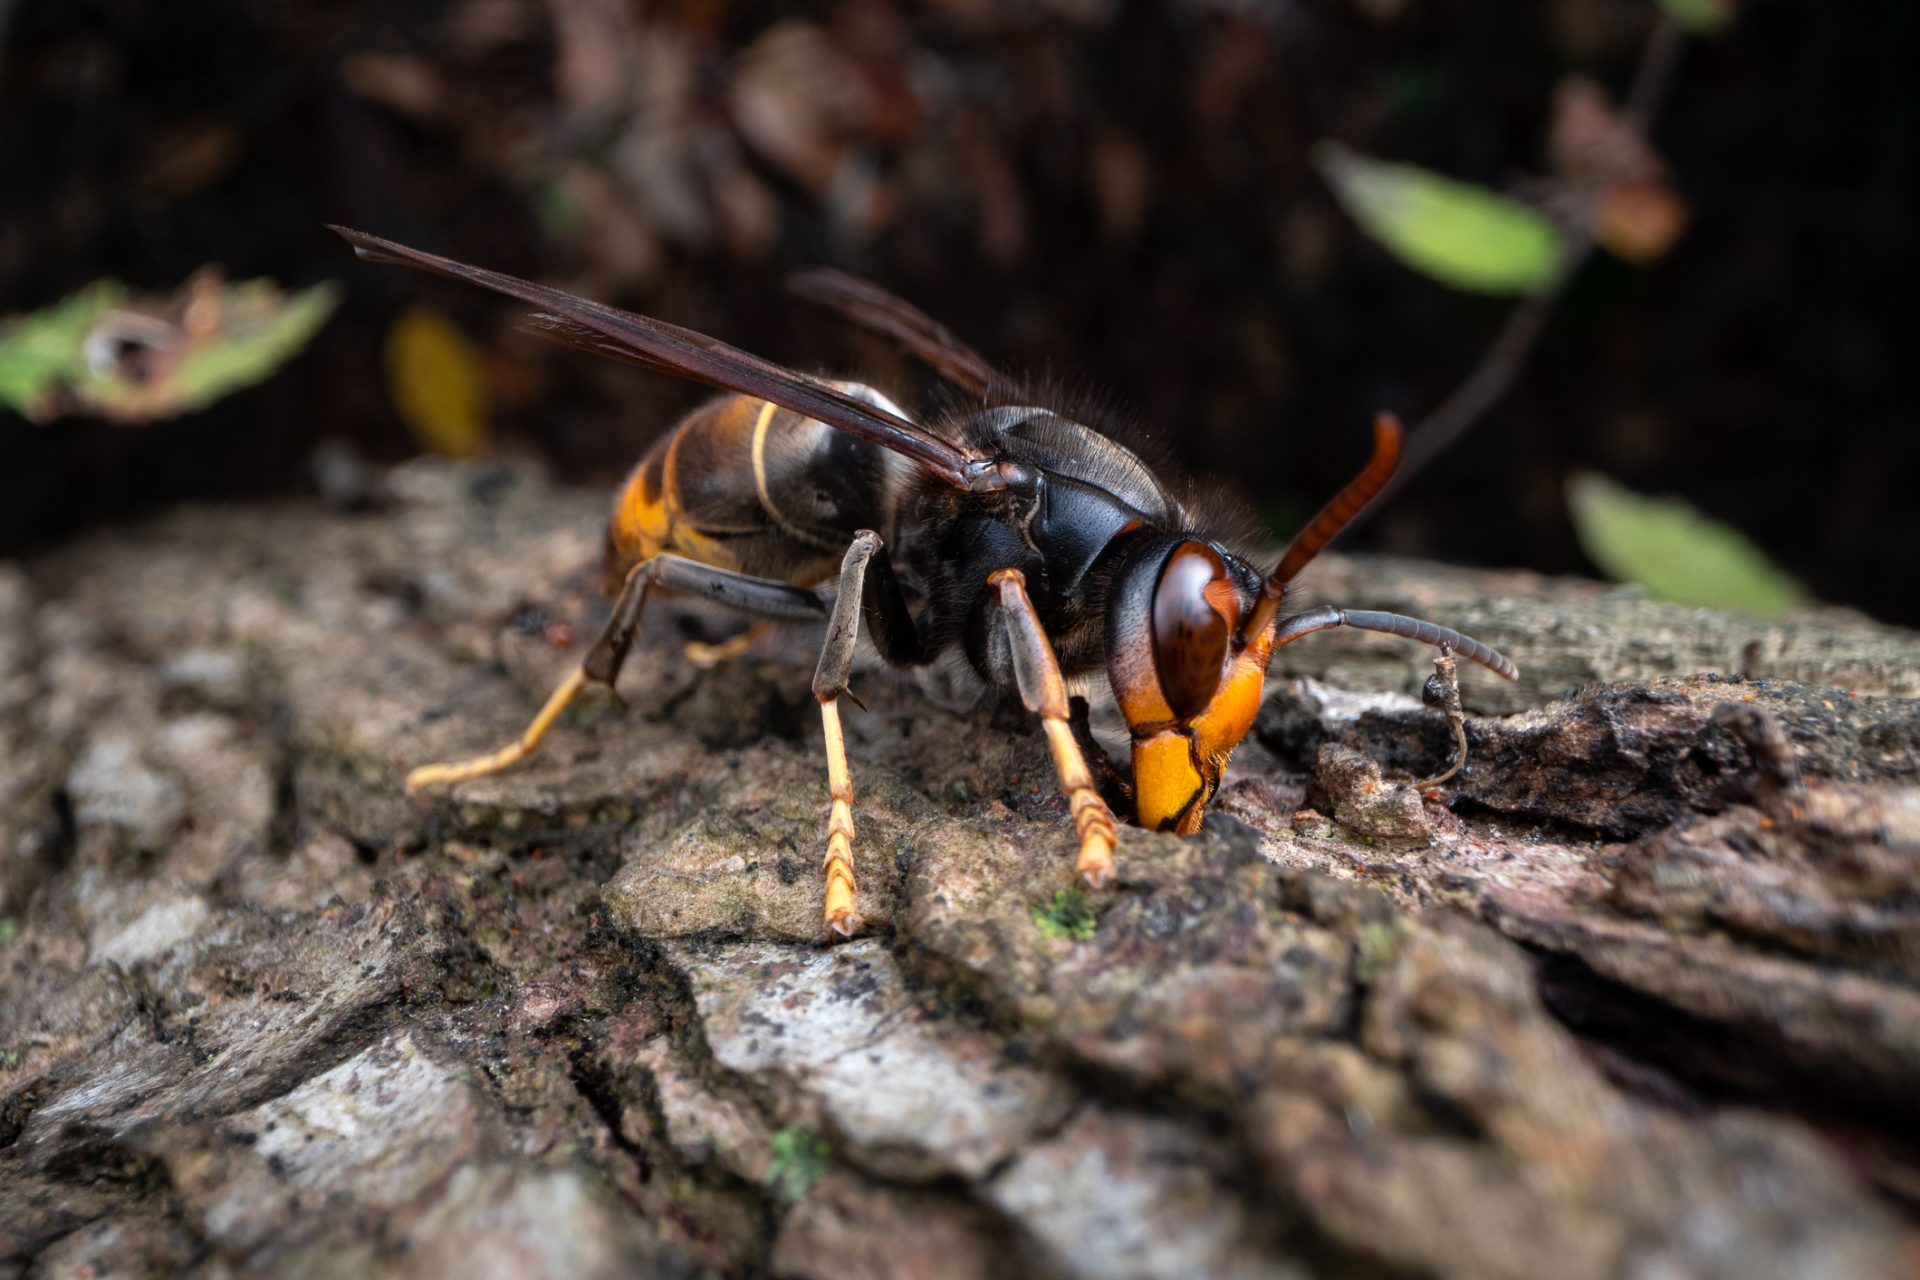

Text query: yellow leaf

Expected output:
[384,306,490,457]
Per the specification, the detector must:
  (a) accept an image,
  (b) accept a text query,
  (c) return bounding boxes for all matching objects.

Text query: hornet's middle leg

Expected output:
[811,530,924,937]
[987,569,1120,886]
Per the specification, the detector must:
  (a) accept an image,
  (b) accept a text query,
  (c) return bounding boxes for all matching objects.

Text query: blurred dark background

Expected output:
[2,0,1915,622]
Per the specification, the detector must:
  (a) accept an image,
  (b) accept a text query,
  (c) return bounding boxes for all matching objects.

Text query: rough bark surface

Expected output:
[3,460,1917,1279]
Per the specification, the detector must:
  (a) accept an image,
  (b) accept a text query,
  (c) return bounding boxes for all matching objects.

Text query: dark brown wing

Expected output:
[788,268,1003,398]
[329,226,995,491]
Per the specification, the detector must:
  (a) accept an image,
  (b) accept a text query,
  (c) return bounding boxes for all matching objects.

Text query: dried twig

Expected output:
[1374,14,1691,509]
[1415,644,1468,789]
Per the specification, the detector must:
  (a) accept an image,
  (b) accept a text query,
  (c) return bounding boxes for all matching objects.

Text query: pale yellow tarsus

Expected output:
[1043,717,1117,886]
[405,666,588,794]
[683,621,771,668]
[818,696,862,937]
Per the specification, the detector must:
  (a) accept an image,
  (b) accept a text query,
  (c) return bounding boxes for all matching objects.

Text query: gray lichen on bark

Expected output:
[2,460,1917,1278]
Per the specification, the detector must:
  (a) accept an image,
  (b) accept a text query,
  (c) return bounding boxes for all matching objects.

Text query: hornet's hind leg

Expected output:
[987,570,1120,886]
[809,531,924,937]
[683,621,773,668]
[405,556,828,793]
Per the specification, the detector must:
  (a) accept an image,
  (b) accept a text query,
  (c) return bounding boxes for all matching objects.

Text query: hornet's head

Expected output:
[1105,536,1272,833]
[1101,416,1516,837]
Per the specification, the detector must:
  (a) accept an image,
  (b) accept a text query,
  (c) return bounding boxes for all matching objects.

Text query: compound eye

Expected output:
[1151,541,1236,721]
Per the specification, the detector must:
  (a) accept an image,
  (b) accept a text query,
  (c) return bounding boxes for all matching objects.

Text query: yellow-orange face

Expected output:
[1108,541,1273,833]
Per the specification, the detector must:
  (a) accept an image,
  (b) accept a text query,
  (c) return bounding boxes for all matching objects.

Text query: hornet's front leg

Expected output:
[987,570,1120,886]
[811,531,924,937]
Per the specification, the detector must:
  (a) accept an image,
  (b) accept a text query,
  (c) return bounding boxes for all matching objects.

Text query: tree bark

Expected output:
[3,459,1916,1278]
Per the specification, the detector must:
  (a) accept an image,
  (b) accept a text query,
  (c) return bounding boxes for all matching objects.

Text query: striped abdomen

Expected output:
[602,384,917,595]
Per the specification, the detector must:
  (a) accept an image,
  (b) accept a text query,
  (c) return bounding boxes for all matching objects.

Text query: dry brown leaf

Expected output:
[544,0,639,119]
[139,118,242,198]
[1550,77,1664,188]
[1595,179,1689,264]
[1088,128,1153,247]
[729,22,864,196]
[952,110,1027,267]
[340,53,448,122]
[567,166,665,289]
[713,162,782,262]
[1550,76,1689,264]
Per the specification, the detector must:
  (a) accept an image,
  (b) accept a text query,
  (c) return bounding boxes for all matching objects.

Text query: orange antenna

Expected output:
[1243,413,1403,644]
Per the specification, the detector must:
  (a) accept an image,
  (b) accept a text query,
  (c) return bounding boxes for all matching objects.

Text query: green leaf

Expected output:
[0,282,127,415]
[764,1127,830,1202]
[1315,142,1564,295]
[160,281,339,417]
[1030,888,1097,942]
[1568,472,1808,614]
[1658,0,1733,35]
[0,276,337,423]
